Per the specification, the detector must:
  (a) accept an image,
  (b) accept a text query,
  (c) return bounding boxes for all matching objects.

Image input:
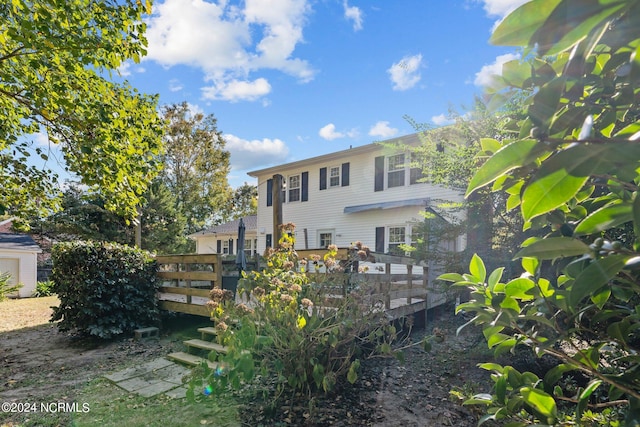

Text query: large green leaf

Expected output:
[466,139,542,196]
[490,0,562,47]
[514,237,590,260]
[570,255,630,306]
[574,202,632,236]
[521,144,612,220]
[520,387,557,421]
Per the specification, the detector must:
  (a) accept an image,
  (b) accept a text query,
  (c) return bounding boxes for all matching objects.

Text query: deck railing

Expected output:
[156,249,441,319]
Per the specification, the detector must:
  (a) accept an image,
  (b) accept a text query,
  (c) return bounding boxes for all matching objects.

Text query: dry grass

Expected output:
[0,295,58,332]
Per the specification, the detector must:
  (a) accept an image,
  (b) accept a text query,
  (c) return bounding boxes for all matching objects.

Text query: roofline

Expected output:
[247,132,423,177]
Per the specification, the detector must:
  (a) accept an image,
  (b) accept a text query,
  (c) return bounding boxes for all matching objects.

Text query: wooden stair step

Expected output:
[197,326,218,339]
[167,352,218,369]
[184,339,228,353]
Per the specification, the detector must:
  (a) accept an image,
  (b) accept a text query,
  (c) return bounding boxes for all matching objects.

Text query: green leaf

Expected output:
[521,144,613,220]
[514,237,590,260]
[520,387,557,421]
[521,257,539,275]
[574,202,632,236]
[570,255,629,306]
[469,254,487,283]
[490,0,562,47]
[466,139,542,197]
[505,277,535,300]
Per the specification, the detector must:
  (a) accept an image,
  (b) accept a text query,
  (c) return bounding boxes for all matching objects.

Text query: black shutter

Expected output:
[266,179,273,206]
[342,162,350,187]
[229,239,233,254]
[374,156,384,192]
[266,234,272,248]
[375,227,385,253]
[319,167,327,190]
[301,171,309,201]
[217,240,222,253]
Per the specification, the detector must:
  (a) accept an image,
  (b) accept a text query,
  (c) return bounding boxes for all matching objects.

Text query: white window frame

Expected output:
[288,174,301,202]
[329,166,341,188]
[221,240,230,255]
[317,229,335,248]
[386,153,406,188]
[386,225,415,255]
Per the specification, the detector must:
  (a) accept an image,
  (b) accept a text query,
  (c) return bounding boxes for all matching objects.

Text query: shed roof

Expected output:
[0,233,42,253]
[190,215,257,238]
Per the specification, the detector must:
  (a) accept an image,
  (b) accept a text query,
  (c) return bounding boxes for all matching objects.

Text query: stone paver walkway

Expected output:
[104,357,191,398]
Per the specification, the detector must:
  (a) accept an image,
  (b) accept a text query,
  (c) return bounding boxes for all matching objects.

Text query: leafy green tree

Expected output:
[224,183,258,220]
[159,102,231,234]
[442,1,640,424]
[0,0,164,223]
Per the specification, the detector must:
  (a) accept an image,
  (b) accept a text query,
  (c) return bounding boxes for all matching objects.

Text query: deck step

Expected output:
[197,327,218,339]
[184,339,228,354]
[167,352,218,369]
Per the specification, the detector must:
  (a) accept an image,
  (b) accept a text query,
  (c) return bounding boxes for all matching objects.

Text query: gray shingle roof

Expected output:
[191,215,257,237]
[0,233,42,252]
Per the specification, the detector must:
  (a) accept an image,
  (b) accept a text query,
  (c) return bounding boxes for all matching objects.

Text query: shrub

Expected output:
[32,280,55,297]
[189,224,398,405]
[50,240,160,339]
[0,271,22,301]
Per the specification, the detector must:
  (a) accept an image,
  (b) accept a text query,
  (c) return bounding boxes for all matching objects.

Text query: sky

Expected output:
[47,0,529,188]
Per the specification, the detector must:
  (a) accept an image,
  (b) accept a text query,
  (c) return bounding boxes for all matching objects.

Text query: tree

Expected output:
[0,0,164,223]
[225,183,258,220]
[442,1,640,424]
[159,102,231,234]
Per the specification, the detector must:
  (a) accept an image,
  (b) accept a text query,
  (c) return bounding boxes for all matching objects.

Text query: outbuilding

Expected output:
[0,232,42,298]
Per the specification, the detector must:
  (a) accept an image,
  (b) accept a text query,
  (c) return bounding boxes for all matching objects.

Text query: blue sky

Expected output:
[47,0,528,188]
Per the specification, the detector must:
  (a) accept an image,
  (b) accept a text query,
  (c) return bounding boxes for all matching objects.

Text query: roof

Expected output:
[0,233,42,253]
[247,132,422,177]
[190,215,257,238]
[344,198,431,214]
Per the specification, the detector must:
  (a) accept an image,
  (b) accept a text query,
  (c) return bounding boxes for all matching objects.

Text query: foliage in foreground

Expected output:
[0,271,22,301]
[189,225,398,407]
[1,0,164,223]
[51,241,160,339]
[32,280,55,297]
[441,0,640,425]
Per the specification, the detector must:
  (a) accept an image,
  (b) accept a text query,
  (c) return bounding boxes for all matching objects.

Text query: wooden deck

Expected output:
[156,250,446,320]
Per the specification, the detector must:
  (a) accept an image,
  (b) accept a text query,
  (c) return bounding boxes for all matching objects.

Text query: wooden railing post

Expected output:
[385,263,391,310]
[215,254,223,289]
[406,264,413,305]
[423,265,429,309]
[185,261,192,304]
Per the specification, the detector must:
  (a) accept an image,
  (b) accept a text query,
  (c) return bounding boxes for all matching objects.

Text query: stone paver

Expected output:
[104,357,191,398]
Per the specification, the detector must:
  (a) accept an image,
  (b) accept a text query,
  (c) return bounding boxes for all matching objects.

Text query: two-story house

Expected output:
[247,132,466,259]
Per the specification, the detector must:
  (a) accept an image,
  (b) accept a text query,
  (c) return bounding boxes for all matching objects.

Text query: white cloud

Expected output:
[144,0,314,102]
[387,54,423,91]
[117,62,132,77]
[474,53,520,87]
[225,134,290,170]
[368,121,398,138]
[168,79,183,92]
[319,123,344,140]
[343,1,363,31]
[431,114,453,126]
[202,78,272,102]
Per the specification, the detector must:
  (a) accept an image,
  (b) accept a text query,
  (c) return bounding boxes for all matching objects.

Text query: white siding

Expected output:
[253,144,465,255]
[0,251,38,298]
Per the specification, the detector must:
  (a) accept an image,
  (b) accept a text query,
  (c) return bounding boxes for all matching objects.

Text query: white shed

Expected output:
[0,233,42,298]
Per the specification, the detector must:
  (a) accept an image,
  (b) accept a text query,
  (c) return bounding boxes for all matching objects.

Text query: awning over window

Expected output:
[344,198,430,214]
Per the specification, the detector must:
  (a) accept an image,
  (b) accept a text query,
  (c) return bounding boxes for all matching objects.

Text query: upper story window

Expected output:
[288,174,301,202]
[387,154,406,188]
[329,166,341,187]
[375,153,424,191]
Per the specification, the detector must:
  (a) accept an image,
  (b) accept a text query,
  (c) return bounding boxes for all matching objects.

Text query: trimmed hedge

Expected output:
[51,241,160,339]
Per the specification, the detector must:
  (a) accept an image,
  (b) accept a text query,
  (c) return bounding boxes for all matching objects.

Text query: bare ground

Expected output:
[0,298,492,426]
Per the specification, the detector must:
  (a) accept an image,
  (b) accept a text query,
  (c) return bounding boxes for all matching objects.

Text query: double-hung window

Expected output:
[288,174,301,202]
[329,166,340,187]
[387,154,406,188]
[388,226,406,255]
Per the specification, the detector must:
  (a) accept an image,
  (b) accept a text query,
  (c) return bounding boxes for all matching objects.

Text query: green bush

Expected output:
[50,240,160,339]
[32,280,55,297]
[0,271,22,301]
[190,225,398,405]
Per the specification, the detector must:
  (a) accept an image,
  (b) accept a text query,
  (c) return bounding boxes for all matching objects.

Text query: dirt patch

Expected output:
[0,298,493,426]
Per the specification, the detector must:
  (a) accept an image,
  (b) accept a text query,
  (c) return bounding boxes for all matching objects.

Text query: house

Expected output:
[190,215,258,256]
[0,230,42,298]
[247,133,466,264]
